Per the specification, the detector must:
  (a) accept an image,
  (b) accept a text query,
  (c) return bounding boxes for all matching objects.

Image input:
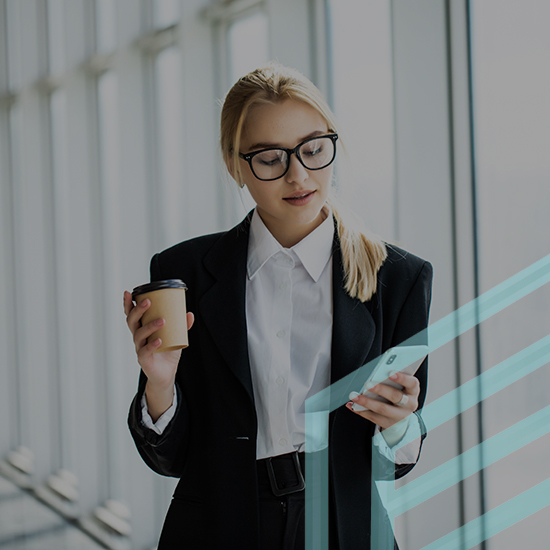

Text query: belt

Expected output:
[257,451,306,497]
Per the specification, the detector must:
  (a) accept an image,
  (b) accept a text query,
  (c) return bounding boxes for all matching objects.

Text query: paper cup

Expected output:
[132,279,188,353]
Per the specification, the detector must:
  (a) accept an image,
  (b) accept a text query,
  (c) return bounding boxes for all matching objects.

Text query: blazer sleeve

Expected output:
[127,253,191,478]
[373,259,433,481]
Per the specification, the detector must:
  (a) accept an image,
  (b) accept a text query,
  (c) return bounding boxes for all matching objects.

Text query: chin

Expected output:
[291,207,325,226]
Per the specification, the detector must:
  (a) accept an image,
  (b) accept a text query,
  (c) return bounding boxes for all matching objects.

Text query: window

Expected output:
[154,46,185,246]
[328,0,396,239]
[227,11,270,86]
[95,0,117,52]
[154,0,180,28]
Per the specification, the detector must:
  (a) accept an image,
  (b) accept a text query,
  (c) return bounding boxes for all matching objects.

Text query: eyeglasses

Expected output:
[239,133,338,181]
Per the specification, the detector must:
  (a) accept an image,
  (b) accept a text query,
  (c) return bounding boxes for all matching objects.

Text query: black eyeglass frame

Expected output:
[238,133,339,181]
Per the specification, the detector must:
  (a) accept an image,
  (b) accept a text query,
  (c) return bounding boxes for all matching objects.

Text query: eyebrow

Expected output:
[246,130,328,152]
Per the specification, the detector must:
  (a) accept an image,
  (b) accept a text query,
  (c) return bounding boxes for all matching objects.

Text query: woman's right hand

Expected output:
[123,290,194,420]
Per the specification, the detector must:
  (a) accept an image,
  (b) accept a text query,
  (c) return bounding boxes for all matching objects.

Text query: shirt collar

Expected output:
[247,206,334,282]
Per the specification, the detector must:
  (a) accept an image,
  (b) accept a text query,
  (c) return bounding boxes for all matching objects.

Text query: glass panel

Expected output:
[6,0,22,88]
[155,46,184,245]
[154,0,180,28]
[470,2,550,548]
[228,11,270,85]
[95,0,117,53]
[47,0,65,74]
[98,72,120,209]
[328,0,396,239]
[97,70,122,497]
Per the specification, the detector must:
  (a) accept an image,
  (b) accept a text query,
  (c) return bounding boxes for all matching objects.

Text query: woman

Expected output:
[125,63,432,550]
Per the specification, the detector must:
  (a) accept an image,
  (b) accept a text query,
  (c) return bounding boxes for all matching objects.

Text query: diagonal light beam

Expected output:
[305,254,550,549]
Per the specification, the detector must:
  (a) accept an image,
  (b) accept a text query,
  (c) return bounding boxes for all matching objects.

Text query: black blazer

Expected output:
[128,211,433,550]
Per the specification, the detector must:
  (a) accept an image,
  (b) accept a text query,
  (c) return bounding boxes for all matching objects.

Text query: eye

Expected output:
[302,140,324,157]
[255,150,285,166]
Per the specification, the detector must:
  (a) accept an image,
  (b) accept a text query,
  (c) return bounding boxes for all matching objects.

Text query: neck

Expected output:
[257,206,328,248]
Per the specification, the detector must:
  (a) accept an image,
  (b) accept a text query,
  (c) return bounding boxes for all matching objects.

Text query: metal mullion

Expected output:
[464,0,487,543]
[0,105,20,456]
[86,73,111,506]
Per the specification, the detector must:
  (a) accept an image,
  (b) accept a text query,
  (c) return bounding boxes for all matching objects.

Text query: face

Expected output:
[236,99,333,248]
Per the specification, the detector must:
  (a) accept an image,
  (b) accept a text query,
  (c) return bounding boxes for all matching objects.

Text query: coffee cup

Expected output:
[132,279,188,353]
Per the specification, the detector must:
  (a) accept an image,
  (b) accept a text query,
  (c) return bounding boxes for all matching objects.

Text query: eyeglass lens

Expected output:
[251,136,335,180]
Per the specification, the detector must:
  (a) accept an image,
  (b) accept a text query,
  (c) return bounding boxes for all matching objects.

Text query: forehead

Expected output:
[241,99,328,149]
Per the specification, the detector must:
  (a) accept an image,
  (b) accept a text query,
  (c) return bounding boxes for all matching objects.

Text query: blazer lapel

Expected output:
[199,212,255,403]
[330,240,376,386]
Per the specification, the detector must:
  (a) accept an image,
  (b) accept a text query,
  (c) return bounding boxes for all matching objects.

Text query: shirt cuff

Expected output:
[372,414,422,464]
[140,387,177,435]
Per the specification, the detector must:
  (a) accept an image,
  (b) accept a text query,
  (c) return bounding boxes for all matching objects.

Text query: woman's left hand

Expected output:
[345,371,420,430]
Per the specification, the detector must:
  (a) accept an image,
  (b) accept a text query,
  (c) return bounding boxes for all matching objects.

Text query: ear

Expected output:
[225,156,245,188]
[225,156,236,180]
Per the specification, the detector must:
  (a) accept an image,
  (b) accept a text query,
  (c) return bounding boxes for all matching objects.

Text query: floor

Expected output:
[0,476,106,550]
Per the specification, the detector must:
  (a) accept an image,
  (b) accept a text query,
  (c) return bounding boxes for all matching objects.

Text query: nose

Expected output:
[284,153,308,184]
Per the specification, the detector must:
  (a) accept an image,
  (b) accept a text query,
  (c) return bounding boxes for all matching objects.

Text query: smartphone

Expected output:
[351,345,429,412]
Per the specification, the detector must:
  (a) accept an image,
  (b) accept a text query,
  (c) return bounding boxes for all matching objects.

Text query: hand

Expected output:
[123,290,194,420]
[345,371,420,430]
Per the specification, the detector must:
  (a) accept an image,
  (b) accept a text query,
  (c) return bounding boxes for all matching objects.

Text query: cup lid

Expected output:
[132,279,187,299]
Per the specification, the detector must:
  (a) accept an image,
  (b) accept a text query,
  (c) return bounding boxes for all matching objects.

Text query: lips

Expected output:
[283,190,315,200]
[282,190,316,206]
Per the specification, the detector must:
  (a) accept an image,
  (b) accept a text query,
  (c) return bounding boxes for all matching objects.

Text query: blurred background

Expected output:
[0,0,549,549]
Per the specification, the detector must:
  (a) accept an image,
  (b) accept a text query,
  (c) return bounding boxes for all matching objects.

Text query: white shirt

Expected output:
[246,207,334,458]
[141,208,422,463]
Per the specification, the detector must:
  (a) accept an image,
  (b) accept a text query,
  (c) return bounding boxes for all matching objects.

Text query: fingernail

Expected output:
[349,391,360,400]
[141,299,149,307]
[365,381,375,390]
[389,370,399,379]
[155,318,164,326]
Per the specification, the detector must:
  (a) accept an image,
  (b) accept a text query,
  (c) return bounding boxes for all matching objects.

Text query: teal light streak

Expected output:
[380,333,550,452]
[382,404,550,516]
[421,477,550,550]
[305,254,550,549]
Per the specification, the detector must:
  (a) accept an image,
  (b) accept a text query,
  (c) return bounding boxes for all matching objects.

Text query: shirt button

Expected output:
[279,282,287,290]
[279,438,287,446]
[276,330,285,338]
[276,377,284,385]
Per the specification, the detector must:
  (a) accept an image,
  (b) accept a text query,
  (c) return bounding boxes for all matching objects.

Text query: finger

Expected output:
[367,382,405,406]
[123,291,134,317]
[367,383,418,411]
[350,394,407,421]
[134,317,165,352]
[187,311,195,331]
[389,371,420,395]
[346,404,407,430]
[126,297,151,334]
[369,384,418,412]
[137,336,163,361]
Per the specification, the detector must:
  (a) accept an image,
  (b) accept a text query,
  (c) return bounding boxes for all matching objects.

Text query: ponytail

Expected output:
[328,194,387,302]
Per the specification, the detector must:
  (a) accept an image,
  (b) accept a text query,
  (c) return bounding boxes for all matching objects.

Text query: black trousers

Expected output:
[256,452,307,550]
[256,452,399,550]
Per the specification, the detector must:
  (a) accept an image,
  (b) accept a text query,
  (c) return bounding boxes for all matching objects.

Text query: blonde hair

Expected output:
[220,62,387,302]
